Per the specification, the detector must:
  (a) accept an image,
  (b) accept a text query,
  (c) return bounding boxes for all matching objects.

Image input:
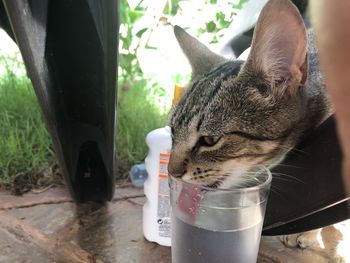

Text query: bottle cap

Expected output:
[172,84,185,106]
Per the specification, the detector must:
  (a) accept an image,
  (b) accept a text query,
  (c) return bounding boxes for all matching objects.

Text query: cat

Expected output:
[168,0,333,252]
[168,0,331,189]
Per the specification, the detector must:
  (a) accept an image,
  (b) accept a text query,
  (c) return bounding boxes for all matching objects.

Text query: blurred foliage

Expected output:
[118,0,249,80]
[119,0,146,80]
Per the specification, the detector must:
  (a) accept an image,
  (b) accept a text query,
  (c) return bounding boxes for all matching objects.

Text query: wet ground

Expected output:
[0,185,347,263]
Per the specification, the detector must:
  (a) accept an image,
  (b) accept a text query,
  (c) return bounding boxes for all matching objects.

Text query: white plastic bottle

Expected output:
[143,126,172,246]
[143,84,184,246]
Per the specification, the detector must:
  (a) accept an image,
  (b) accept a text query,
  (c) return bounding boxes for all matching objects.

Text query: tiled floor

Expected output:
[0,186,347,262]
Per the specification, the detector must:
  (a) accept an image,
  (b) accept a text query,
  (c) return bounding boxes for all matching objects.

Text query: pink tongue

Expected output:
[178,184,201,220]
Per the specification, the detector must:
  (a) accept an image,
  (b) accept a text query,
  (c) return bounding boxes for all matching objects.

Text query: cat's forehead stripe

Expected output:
[172,61,243,129]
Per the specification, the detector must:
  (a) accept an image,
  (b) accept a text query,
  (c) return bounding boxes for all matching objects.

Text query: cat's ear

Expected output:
[174,25,226,79]
[246,0,307,96]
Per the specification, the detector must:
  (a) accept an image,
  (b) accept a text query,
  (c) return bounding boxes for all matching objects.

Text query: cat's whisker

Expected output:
[272,176,301,184]
[272,172,306,184]
[272,163,301,169]
[274,145,309,156]
[235,175,261,187]
[269,185,286,197]
[288,147,309,155]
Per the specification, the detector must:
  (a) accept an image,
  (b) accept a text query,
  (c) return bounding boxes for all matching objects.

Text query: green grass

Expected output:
[116,80,168,178]
[0,69,55,187]
[0,62,168,189]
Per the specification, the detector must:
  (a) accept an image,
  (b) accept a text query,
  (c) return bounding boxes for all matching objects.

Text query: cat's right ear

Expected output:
[174,25,226,79]
[246,0,307,97]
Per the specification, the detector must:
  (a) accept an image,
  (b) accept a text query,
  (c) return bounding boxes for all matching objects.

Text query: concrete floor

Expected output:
[0,185,347,263]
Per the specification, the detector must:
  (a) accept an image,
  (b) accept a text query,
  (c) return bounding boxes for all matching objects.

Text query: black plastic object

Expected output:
[263,116,350,235]
[0,1,14,41]
[2,0,118,202]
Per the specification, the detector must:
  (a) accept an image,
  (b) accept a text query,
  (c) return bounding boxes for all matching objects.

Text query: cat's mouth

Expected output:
[184,166,252,189]
[205,181,222,189]
[181,172,224,189]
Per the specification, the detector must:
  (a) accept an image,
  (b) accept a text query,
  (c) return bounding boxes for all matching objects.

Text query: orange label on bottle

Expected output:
[157,152,171,238]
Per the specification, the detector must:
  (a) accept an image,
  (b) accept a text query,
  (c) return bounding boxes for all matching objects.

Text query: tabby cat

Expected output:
[168,0,332,189]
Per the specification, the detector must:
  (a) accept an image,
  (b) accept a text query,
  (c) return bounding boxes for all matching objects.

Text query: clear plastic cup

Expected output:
[169,167,272,263]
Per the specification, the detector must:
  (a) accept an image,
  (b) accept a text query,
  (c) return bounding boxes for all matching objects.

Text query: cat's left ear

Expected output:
[174,25,227,79]
[246,0,307,95]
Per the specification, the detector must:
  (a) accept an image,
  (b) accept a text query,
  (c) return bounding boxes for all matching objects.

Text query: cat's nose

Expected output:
[169,172,184,178]
[168,164,186,177]
[168,156,187,178]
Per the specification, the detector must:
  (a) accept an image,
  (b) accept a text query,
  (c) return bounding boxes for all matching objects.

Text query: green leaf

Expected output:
[233,0,249,9]
[166,0,181,15]
[215,12,224,24]
[136,28,148,38]
[119,0,130,24]
[119,54,135,70]
[128,10,145,23]
[210,35,219,44]
[206,21,217,33]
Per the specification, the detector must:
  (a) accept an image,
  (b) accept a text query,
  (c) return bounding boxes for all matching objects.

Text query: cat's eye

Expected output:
[199,136,221,147]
